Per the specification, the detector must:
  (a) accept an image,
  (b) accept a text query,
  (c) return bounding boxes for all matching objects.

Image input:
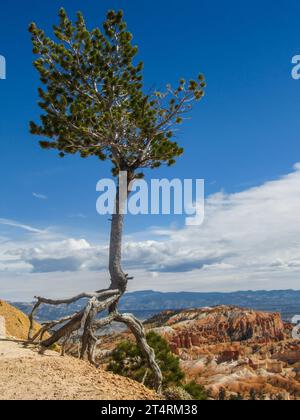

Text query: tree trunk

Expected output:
[109,185,127,293]
[27,172,163,392]
[107,178,163,390]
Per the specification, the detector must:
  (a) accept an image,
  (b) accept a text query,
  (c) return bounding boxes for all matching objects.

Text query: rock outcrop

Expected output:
[0,300,43,341]
[146,306,300,400]
[147,306,286,351]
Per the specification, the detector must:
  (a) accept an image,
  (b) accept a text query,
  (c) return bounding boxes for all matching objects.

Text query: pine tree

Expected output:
[183,381,208,400]
[108,331,185,389]
[249,389,258,401]
[27,8,206,391]
[108,332,208,399]
[218,387,227,401]
[229,393,244,401]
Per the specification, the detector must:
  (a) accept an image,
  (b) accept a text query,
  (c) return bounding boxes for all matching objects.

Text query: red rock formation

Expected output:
[148,306,300,399]
[151,306,286,352]
[104,306,300,399]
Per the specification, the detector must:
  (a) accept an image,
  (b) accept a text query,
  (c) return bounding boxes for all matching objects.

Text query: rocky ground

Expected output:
[0,300,159,400]
[0,340,159,400]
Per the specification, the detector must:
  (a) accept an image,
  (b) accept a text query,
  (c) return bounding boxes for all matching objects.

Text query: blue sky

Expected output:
[0,0,300,299]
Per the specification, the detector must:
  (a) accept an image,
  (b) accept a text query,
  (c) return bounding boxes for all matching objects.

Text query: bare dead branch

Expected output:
[35,294,120,350]
[28,288,120,341]
[29,313,80,343]
[115,312,163,392]
[34,289,120,306]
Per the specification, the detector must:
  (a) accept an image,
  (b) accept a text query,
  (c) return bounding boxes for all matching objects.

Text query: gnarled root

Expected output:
[27,290,120,353]
[115,312,163,392]
[27,289,163,392]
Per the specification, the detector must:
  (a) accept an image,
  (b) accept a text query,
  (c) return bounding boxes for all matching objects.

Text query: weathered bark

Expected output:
[109,183,128,293]
[115,312,163,392]
[80,295,118,360]
[109,211,127,292]
[105,178,162,391]
[39,312,84,348]
[27,175,163,392]
[28,289,119,341]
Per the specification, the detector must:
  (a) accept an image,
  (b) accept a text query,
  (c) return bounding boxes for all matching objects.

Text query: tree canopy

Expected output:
[29,8,206,177]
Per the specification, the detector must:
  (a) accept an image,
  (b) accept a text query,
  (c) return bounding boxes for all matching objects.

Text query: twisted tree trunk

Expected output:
[107,181,163,391]
[109,185,128,293]
[27,175,163,391]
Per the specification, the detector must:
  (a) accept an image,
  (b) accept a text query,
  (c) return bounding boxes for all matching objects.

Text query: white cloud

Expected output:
[32,192,48,200]
[0,218,45,234]
[1,164,300,298]
[5,238,107,273]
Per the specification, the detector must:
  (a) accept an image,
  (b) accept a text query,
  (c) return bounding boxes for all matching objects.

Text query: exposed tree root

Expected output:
[27,288,163,391]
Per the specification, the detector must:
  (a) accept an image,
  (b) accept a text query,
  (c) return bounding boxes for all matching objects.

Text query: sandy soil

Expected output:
[0,340,159,400]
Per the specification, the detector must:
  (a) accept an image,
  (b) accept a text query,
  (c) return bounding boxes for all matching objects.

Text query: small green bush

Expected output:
[164,386,193,401]
[108,331,208,400]
[108,331,184,389]
[184,380,208,400]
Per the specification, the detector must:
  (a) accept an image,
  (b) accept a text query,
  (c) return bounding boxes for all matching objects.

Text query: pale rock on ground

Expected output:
[0,316,5,339]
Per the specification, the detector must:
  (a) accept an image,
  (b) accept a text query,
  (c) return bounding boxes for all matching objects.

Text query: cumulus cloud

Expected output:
[120,163,300,281]
[8,238,108,273]
[1,164,300,297]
